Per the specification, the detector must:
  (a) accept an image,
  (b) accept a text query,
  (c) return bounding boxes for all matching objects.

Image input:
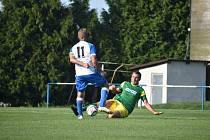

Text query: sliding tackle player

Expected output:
[71,71,163,118]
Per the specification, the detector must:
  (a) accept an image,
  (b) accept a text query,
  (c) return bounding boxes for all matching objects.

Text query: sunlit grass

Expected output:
[0,107,210,140]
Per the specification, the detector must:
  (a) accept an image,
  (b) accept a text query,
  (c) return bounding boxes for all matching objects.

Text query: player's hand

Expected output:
[89,66,97,73]
[109,85,116,91]
[153,112,163,115]
[83,63,89,68]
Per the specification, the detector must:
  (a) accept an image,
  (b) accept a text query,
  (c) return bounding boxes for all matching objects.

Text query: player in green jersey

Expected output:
[70,71,163,118]
[105,71,163,118]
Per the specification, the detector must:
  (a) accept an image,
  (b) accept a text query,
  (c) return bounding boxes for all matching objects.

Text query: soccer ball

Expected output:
[86,105,98,116]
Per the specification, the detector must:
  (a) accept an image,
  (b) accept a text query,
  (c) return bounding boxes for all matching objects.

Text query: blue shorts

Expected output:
[75,72,107,92]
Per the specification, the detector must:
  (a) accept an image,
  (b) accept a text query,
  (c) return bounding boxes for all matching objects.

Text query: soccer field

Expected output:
[0,107,210,140]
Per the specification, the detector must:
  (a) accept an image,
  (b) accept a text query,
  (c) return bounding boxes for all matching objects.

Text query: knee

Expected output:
[108,111,121,118]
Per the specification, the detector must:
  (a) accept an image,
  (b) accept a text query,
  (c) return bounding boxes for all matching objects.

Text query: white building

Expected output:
[131,59,209,105]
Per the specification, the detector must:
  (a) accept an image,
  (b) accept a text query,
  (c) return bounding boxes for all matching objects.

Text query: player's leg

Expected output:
[70,102,94,116]
[96,99,121,117]
[98,86,110,112]
[86,73,110,113]
[107,111,121,118]
[95,74,109,111]
[76,92,85,119]
[70,104,78,116]
[75,76,88,120]
[107,100,129,119]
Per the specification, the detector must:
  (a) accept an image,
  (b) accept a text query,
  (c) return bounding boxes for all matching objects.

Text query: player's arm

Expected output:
[90,55,97,67]
[109,82,125,94]
[69,53,89,68]
[90,55,101,71]
[109,85,122,94]
[141,92,163,115]
[89,44,102,72]
[143,100,162,115]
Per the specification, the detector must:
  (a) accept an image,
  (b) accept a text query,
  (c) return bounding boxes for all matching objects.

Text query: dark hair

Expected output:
[132,71,141,78]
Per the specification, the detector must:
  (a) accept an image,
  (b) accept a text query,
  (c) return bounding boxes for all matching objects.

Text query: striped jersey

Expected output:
[70,41,96,76]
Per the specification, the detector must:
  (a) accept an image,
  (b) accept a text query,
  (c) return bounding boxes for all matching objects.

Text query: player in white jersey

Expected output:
[69,28,110,120]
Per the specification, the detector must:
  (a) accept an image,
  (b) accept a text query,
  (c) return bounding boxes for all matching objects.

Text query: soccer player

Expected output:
[70,71,163,118]
[69,28,110,120]
[105,71,163,118]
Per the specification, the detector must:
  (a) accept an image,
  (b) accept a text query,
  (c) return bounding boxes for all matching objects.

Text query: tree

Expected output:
[0,0,190,106]
[0,0,74,106]
[104,0,189,64]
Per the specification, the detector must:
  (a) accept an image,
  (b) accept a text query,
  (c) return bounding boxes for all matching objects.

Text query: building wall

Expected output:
[139,64,167,105]
[138,61,206,106]
[206,65,210,101]
[167,61,206,102]
[190,0,210,61]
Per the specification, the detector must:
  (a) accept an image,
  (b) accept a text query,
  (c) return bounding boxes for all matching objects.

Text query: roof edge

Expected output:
[130,59,210,70]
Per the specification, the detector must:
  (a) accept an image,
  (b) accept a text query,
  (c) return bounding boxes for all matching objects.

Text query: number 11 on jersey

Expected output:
[77,46,85,58]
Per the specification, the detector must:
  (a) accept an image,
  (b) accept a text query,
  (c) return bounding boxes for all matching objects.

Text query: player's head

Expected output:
[131,71,141,85]
[78,28,88,41]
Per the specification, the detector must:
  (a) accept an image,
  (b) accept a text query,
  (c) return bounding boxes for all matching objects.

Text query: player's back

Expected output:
[71,41,96,76]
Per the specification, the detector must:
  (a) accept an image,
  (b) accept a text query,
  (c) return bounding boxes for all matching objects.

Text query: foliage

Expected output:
[105,0,189,64]
[0,0,74,106]
[0,0,190,106]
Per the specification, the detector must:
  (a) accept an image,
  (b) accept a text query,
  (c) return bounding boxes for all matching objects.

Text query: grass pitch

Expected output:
[0,107,210,140]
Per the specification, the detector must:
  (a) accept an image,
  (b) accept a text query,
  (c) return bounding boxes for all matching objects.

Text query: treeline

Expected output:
[0,0,189,106]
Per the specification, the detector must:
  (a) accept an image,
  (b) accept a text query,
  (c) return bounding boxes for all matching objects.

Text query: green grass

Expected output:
[151,101,210,110]
[0,107,210,140]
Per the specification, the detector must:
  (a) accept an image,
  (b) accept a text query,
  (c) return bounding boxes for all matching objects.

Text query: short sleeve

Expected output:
[118,82,125,91]
[69,48,74,55]
[140,89,147,101]
[89,43,96,56]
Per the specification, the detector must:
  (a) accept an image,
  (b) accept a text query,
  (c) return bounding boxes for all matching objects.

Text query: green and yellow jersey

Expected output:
[114,81,147,114]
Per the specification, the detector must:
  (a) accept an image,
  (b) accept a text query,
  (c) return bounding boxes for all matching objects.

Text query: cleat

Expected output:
[77,115,83,120]
[98,106,111,114]
[70,105,78,116]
